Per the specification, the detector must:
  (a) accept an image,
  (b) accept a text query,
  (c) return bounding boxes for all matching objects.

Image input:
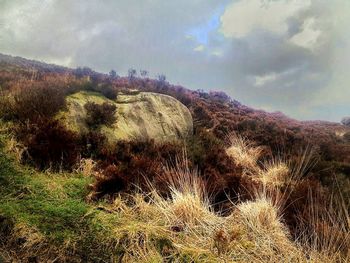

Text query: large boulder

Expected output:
[58,91,193,143]
[341,117,350,127]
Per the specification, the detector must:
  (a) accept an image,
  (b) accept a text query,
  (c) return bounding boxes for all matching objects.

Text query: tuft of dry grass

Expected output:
[226,133,262,171]
[152,155,220,229]
[75,158,97,177]
[4,136,27,163]
[258,159,290,187]
[222,198,301,262]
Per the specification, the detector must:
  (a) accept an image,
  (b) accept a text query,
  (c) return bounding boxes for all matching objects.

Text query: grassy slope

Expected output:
[0,140,203,262]
[0,132,198,262]
[0,132,349,262]
[0,133,117,261]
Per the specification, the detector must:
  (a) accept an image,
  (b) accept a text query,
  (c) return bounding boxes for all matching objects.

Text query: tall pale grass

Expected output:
[297,187,350,261]
[151,155,220,228]
[226,133,262,171]
[75,157,97,177]
[87,134,349,262]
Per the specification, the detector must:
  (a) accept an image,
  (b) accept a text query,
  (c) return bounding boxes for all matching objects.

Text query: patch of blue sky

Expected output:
[186,3,228,46]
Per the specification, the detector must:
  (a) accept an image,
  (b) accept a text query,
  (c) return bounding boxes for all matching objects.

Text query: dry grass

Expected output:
[1,133,348,262]
[297,188,350,262]
[86,152,347,262]
[75,157,97,177]
[224,135,348,262]
[3,136,27,163]
[258,159,290,187]
[83,141,348,262]
[235,197,302,261]
[152,155,220,228]
[226,133,263,171]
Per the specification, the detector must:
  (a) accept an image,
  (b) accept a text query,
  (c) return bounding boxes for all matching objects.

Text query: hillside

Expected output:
[0,54,349,262]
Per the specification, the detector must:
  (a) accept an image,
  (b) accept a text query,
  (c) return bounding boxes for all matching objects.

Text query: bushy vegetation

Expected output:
[16,120,80,170]
[344,131,350,142]
[84,101,117,129]
[0,82,66,123]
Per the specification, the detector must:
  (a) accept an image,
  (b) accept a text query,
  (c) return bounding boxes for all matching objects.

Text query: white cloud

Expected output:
[289,17,322,50]
[194,45,205,52]
[220,0,311,38]
[211,50,224,57]
[254,72,277,87]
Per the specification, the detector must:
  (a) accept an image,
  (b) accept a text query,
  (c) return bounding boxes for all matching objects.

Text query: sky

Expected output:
[0,0,349,121]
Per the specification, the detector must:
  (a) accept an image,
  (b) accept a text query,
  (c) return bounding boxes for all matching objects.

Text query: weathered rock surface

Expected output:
[59,91,193,143]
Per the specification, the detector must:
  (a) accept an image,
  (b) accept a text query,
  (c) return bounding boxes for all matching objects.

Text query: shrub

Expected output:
[128,68,137,81]
[98,84,118,100]
[79,131,108,158]
[0,92,15,121]
[11,83,65,123]
[73,67,94,78]
[109,69,118,79]
[90,140,183,199]
[84,101,117,129]
[92,165,127,199]
[17,119,79,171]
[344,132,350,143]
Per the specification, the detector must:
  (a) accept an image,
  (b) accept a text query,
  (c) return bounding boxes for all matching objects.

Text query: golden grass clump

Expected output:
[258,160,290,187]
[75,158,96,177]
[226,133,262,170]
[53,147,350,262]
[155,161,220,228]
[90,148,349,262]
[236,197,296,257]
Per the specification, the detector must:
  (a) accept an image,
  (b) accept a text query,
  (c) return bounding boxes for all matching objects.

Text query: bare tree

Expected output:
[109,69,118,79]
[157,74,166,83]
[140,70,148,78]
[128,68,137,82]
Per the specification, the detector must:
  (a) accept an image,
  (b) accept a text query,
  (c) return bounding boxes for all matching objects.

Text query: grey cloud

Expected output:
[0,0,348,121]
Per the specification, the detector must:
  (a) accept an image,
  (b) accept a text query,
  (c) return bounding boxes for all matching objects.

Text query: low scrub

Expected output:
[16,119,79,171]
[8,82,65,124]
[84,101,117,129]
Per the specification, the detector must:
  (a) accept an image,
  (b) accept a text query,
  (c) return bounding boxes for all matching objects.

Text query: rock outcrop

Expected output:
[58,91,193,143]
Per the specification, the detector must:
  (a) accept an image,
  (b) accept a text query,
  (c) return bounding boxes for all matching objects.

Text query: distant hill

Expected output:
[0,53,70,73]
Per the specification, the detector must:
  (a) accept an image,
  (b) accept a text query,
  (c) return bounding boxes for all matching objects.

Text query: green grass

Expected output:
[0,142,89,235]
[0,136,122,261]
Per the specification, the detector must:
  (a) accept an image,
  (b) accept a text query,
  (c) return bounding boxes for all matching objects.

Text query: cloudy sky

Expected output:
[0,0,349,121]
